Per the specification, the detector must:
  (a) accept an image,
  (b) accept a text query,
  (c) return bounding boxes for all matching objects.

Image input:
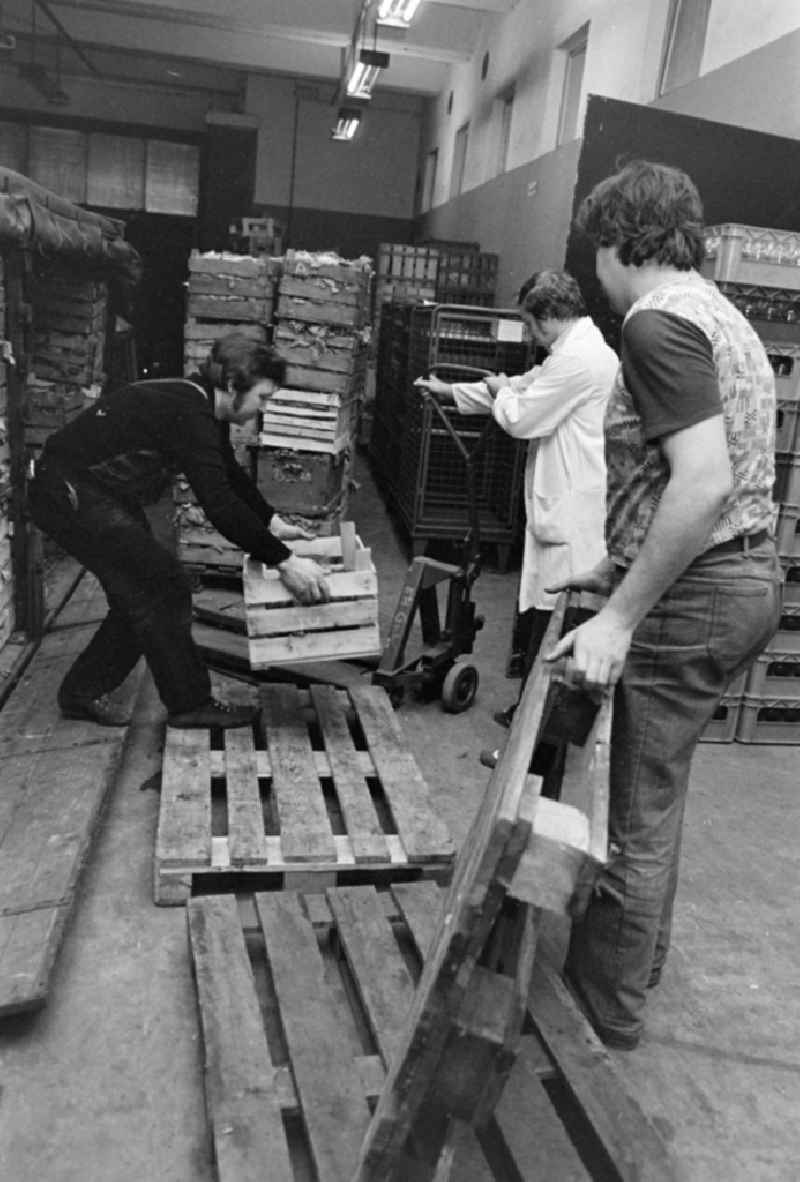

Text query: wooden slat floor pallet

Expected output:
[154,681,455,904]
[189,884,675,1182]
[0,571,142,1015]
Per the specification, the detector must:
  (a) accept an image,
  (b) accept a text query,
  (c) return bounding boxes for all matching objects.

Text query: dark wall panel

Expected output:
[565,94,800,345]
[260,205,415,261]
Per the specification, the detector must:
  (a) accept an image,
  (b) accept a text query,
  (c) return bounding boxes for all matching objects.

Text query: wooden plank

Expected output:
[156,729,213,868]
[391,880,443,959]
[478,1036,591,1181]
[258,432,350,455]
[0,742,122,915]
[187,895,294,1182]
[528,958,678,1182]
[310,685,390,863]
[353,601,569,1180]
[327,886,417,1066]
[348,686,454,863]
[279,275,366,306]
[285,365,360,396]
[223,729,269,866]
[248,625,381,667]
[508,795,592,915]
[260,684,337,862]
[256,891,372,1182]
[245,598,377,636]
[0,908,63,1015]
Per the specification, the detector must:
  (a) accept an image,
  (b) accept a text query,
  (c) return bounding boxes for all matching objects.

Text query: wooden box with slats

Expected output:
[243,524,380,666]
[154,682,454,904]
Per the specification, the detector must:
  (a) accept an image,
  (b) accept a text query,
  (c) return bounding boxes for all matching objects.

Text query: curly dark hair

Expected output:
[519,270,587,320]
[201,332,285,397]
[575,159,705,269]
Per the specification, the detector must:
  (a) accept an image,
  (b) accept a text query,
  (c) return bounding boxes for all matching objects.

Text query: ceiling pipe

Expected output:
[32,0,101,76]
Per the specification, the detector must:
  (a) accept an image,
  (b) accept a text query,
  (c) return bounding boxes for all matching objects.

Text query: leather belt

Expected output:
[708,529,769,555]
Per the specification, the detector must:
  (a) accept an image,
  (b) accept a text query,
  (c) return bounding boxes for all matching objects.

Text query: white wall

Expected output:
[702,0,800,74]
[420,0,800,209]
[245,75,422,218]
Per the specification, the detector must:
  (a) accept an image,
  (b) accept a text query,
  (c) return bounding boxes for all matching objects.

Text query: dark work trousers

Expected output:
[517,607,564,798]
[28,462,211,714]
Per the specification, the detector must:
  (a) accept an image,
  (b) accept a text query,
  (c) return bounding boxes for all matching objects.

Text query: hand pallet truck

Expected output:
[372,365,494,712]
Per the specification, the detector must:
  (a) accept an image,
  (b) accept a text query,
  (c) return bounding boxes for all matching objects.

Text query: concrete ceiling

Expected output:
[0,0,516,100]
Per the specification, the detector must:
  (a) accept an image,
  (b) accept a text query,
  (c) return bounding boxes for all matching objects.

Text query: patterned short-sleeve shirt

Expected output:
[605,276,776,566]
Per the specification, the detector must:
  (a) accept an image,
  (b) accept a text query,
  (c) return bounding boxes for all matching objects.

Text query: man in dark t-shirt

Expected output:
[547,162,781,1050]
[28,333,330,729]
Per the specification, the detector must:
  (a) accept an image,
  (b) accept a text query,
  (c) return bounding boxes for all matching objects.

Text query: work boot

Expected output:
[167,697,257,729]
[58,692,131,727]
[492,704,516,729]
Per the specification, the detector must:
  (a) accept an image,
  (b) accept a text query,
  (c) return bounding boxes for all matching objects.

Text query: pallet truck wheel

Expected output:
[388,686,405,709]
[441,663,479,713]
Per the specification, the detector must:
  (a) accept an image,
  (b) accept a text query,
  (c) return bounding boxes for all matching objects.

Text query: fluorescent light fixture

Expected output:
[376,0,423,28]
[331,107,362,141]
[345,47,390,99]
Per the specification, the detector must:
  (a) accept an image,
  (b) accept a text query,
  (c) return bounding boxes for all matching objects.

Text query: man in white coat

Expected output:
[416,270,618,749]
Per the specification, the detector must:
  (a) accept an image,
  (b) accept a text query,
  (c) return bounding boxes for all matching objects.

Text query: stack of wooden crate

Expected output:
[259,249,371,534]
[700,223,800,742]
[30,273,107,386]
[175,250,280,578]
[0,259,10,651]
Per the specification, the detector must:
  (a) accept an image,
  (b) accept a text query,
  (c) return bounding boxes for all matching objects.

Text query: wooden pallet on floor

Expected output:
[188,884,674,1182]
[184,595,676,1181]
[154,681,454,904]
[0,571,142,1015]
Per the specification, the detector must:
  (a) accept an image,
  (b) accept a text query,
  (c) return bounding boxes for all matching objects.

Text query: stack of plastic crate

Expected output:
[0,258,10,651]
[261,249,372,534]
[435,248,498,307]
[702,223,800,742]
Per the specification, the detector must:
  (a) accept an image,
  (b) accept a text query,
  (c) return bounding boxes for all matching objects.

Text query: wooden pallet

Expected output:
[188,883,675,1182]
[0,571,142,1015]
[154,681,454,904]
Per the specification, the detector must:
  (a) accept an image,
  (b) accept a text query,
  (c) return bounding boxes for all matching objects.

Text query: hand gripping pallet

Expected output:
[186,595,678,1180]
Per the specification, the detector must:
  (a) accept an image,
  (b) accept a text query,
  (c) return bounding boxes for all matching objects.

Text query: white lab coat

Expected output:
[452,317,618,610]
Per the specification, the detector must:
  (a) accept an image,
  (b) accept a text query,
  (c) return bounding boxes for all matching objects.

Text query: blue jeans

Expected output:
[565,538,781,1044]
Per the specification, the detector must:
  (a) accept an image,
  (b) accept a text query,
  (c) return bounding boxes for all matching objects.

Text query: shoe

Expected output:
[59,693,130,727]
[562,967,641,1051]
[492,705,516,729]
[480,748,500,770]
[167,697,257,729]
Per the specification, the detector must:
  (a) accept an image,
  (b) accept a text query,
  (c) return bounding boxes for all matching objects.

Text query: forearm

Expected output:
[605,478,724,630]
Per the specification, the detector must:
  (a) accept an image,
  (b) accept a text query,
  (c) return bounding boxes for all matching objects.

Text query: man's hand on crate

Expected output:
[269,512,315,541]
[277,554,331,605]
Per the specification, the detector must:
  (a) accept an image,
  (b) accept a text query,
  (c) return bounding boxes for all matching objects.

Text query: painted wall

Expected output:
[657,25,800,141]
[245,75,423,220]
[701,0,800,75]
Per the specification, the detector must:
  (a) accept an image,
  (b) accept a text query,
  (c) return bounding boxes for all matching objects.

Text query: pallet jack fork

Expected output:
[372,368,492,712]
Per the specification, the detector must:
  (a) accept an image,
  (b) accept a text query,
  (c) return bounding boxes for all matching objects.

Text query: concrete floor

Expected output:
[0,452,798,1180]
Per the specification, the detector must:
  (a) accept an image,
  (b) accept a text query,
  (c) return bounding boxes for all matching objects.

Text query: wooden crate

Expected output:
[243,525,378,666]
[154,681,454,904]
[255,446,349,517]
[260,386,357,454]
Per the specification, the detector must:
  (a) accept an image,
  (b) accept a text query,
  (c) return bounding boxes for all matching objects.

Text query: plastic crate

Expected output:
[775,400,800,452]
[775,504,800,559]
[717,281,800,327]
[699,695,742,743]
[736,697,800,743]
[745,650,800,699]
[376,243,439,283]
[766,606,800,653]
[774,453,800,505]
[781,559,800,607]
[702,225,800,289]
[764,341,800,401]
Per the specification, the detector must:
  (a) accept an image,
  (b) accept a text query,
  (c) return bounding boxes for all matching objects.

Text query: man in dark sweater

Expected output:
[28,333,330,729]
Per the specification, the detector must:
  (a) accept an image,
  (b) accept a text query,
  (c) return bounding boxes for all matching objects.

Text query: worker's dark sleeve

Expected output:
[170,391,291,566]
[622,310,722,442]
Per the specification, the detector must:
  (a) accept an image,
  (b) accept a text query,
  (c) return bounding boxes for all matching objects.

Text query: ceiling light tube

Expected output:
[331,108,362,141]
[376,0,423,28]
[345,47,390,99]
